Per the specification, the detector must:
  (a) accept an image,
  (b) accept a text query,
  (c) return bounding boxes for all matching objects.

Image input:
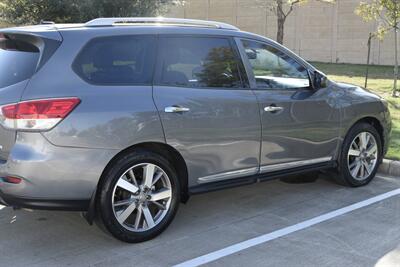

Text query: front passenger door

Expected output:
[239,38,340,171]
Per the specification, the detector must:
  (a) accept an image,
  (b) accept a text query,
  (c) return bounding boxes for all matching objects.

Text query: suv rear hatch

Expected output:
[0,26,62,161]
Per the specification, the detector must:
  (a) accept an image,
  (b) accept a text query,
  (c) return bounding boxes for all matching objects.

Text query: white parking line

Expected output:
[174,188,400,267]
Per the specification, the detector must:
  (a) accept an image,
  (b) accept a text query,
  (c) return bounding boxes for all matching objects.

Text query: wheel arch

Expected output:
[84,142,189,225]
[342,116,385,159]
[103,142,189,202]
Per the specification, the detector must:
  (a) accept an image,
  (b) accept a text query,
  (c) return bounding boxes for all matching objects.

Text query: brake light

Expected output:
[0,98,80,131]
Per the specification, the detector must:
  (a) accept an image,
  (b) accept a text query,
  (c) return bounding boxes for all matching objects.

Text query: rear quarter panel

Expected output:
[21,28,165,149]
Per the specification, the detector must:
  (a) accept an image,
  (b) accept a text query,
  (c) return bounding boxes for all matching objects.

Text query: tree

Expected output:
[257,0,335,45]
[0,0,183,25]
[85,0,182,21]
[356,0,400,97]
[0,0,82,24]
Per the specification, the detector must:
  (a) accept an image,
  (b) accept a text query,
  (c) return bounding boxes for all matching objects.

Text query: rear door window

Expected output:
[155,36,244,88]
[0,34,40,88]
[73,35,156,85]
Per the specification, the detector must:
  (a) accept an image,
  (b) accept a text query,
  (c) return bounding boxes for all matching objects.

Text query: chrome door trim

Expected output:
[259,157,332,173]
[197,167,259,184]
[197,157,332,184]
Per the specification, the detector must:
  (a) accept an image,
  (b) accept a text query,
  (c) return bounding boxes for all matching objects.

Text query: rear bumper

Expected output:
[0,132,118,210]
[0,194,7,206]
[0,190,89,211]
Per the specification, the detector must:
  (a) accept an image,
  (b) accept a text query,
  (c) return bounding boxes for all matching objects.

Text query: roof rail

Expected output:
[84,17,239,31]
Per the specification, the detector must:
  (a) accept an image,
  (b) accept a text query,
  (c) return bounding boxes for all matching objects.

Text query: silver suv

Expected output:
[0,18,391,243]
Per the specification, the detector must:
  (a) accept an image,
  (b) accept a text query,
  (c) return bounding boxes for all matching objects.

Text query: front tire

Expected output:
[96,150,180,243]
[335,122,382,187]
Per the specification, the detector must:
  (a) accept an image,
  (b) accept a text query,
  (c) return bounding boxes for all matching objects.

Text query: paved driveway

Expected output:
[1,173,400,267]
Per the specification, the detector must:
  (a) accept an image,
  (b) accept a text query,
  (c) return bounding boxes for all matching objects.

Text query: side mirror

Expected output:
[245,49,257,60]
[311,70,327,90]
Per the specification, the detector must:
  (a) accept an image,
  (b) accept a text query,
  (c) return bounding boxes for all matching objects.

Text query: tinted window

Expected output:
[73,35,156,85]
[242,40,310,90]
[0,34,40,88]
[157,37,243,88]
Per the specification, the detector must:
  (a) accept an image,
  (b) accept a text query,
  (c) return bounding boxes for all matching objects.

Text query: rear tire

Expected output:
[96,150,180,243]
[335,122,382,187]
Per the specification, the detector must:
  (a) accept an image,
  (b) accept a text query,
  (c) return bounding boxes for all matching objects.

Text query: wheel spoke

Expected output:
[362,160,371,175]
[365,134,371,146]
[150,200,167,210]
[117,202,137,224]
[152,172,163,186]
[349,160,357,169]
[366,143,377,156]
[150,188,172,201]
[142,205,155,228]
[127,169,139,187]
[348,149,361,157]
[351,161,362,177]
[134,206,142,229]
[143,164,155,188]
[353,141,360,150]
[113,199,133,207]
[360,162,365,178]
[360,132,368,149]
[117,179,139,194]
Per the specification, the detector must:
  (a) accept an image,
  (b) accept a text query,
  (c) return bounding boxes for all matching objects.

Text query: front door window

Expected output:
[241,40,310,90]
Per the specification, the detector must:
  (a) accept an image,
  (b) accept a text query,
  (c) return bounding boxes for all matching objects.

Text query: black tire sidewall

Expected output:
[339,123,382,187]
[97,150,180,243]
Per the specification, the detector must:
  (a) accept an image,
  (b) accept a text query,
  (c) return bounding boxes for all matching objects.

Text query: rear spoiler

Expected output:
[0,25,63,70]
[0,25,62,41]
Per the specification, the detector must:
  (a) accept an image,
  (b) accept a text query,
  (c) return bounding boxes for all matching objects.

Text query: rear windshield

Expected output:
[0,34,40,88]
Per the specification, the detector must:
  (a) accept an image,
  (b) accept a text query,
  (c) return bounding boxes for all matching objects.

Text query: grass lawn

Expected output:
[312,62,400,160]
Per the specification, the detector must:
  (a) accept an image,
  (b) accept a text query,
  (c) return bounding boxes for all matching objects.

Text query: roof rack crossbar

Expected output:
[84,17,239,31]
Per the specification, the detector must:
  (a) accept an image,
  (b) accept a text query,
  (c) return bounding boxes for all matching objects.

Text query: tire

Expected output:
[96,149,180,243]
[335,122,382,187]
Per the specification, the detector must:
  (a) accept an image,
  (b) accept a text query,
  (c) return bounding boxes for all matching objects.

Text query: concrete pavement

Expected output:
[0,173,400,267]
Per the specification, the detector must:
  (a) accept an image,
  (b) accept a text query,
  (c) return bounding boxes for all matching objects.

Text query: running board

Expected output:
[189,161,337,195]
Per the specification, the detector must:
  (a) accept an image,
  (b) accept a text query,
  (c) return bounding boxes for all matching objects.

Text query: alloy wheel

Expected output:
[111,163,172,232]
[347,132,378,181]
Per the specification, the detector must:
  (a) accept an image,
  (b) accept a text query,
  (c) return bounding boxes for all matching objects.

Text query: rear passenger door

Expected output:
[153,36,261,187]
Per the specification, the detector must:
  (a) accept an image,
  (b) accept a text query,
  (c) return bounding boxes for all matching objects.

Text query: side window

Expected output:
[156,37,243,88]
[241,40,310,90]
[73,35,156,85]
[0,34,40,88]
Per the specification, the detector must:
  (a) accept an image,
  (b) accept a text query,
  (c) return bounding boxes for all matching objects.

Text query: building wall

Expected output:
[167,0,397,66]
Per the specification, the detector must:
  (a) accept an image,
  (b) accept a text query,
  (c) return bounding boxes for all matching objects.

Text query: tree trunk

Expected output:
[365,33,372,89]
[276,0,285,44]
[393,26,399,97]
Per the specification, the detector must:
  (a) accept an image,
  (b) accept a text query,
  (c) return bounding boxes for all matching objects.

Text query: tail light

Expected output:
[0,97,80,131]
[2,176,22,184]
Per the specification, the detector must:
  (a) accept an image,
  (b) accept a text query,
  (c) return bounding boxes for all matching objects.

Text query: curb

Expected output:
[379,159,400,177]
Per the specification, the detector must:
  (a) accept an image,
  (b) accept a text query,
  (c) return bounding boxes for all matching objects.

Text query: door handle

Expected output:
[264,106,284,113]
[165,106,190,113]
